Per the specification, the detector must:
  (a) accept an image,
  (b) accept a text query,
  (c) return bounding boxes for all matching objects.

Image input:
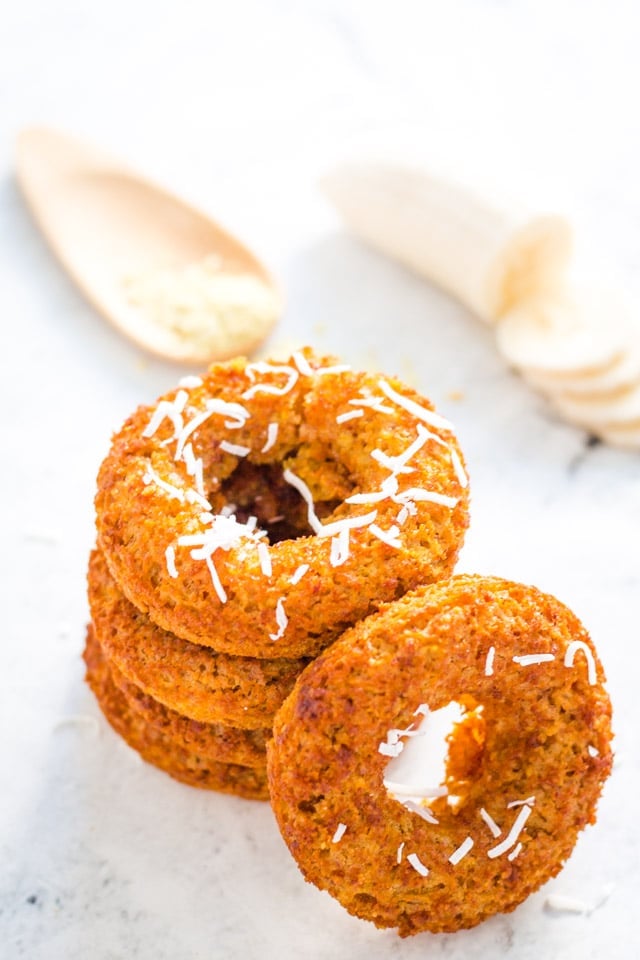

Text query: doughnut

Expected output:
[95,349,469,659]
[83,627,269,800]
[267,575,613,935]
[108,659,269,769]
[88,548,308,728]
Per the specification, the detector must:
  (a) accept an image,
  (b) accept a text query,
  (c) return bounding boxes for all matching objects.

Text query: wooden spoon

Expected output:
[16,127,282,363]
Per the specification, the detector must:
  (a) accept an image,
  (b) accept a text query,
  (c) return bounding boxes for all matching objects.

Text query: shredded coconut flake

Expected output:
[384,781,447,799]
[545,885,614,916]
[371,450,414,474]
[564,640,597,685]
[449,447,469,488]
[292,351,314,376]
[397,842,405,864]
[545,894,591,914]
[283,468,377,539]
[395,487,459,509]
[369,523,402,549]
[175,398,250,458]
[316,364,351,375]
[507,842,523,861]
[185,489,212,510]
[178,515,263,556]
[257,541,272,578]
[396,505,410,525]
[349,395,394,414]
[513,653,556,667]
[507,796,536,809]
[290,564,309,585]
[487,804,532,859]
[406,853,429,877]
[143,397,185,440]
[269,597,288,641]
[336,409,364,424]
[261,422,279,453]
[142,465,185,502]
[371,424,434,476]
[332,823,347,844]
[314,511,378,540]
[177,514,263,603]
[220,440,251,457]
[588,744,599,758]
[182,442,206,497]
[205,555,227,603]
[401,800,439,825]
[449,837,474,865]
[480,807,502,838]
[282,468,324,533]
[345,476,399,505]
[178,375,203,388]
[165,545,178,578]
[242,362,299,399]
[329,527,350,567]
[485,646,496,677]
[377,379,454,432]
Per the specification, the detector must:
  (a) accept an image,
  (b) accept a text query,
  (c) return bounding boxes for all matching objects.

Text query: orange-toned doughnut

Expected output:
[88,547,307,729]
[267,575,613,935]
[95,349,469,658]
[108,660,269,769]
[84,626,268,800]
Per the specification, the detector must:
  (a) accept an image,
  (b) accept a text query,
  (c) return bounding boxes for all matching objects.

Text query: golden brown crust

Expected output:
[95,349,469,658]
[267,575,613,935]
[88,547,307,729]
[107,657,269,769]
[83,625,269,801]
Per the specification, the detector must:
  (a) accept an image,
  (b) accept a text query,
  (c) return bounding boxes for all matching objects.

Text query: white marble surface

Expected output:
[1,1,639,957]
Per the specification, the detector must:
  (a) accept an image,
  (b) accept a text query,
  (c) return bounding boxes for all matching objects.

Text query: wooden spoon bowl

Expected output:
[16,128,282,363]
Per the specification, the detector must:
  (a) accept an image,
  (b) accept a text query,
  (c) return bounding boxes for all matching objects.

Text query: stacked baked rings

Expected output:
[84,627,270,800]
[87,348,470,798]
[267,576,613,935]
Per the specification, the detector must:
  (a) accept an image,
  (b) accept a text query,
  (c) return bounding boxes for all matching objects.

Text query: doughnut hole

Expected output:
[444,698,486,812]
[383,699,486,815]
[218,459,343,544]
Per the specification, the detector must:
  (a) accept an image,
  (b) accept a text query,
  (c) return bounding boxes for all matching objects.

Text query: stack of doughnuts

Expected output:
[86,348,470,800]
[86,346,613,935]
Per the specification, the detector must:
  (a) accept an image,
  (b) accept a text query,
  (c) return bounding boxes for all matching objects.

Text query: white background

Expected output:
[1,2,639,958]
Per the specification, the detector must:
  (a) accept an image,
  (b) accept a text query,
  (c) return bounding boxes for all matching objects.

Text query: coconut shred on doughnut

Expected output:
[95,349,469,659]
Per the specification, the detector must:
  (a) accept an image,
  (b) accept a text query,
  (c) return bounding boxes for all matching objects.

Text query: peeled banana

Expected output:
[320,160,572,324]
[322,159,639,449]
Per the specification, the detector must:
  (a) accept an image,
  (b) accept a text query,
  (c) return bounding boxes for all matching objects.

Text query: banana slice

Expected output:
[320,161,572,323]
[597,423,640,449]
[524,341,640,397]
[495,290,631,376]
[553,381,640,429]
